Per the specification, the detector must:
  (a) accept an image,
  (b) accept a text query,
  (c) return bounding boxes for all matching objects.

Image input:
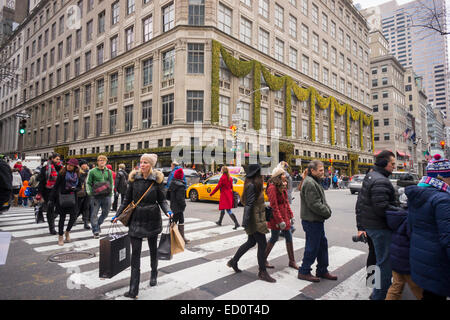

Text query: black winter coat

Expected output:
[38,162,63,199]
[168,178,186,213]
[0,159,12,204]
[356,166,400,230]
[116,169,170,238]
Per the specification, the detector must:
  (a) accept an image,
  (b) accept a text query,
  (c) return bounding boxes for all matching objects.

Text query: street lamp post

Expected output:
[232,86,269,167]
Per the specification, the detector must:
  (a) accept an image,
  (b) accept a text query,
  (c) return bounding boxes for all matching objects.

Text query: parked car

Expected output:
[349,174,366,194]
[186,174,269,204]
[155,167,200,188]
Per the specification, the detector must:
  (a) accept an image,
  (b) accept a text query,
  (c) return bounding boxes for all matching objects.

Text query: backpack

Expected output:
[24,187,32,197]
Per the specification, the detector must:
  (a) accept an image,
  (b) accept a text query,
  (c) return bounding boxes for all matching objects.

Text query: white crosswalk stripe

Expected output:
[0,207,371,300]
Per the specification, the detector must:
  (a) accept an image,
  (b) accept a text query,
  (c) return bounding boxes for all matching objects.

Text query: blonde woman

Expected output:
[113,154,172,299]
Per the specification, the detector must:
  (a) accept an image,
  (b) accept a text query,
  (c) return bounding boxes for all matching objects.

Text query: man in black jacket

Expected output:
[0,156,12,213]
[357,150,400,300]
[112,164,128,211]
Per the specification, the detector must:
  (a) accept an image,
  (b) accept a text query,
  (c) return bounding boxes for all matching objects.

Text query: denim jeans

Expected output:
[299,220,329,275]
[221,209,233,215]
[365,228,392,300]
[269,229,293,243]
[90,196,111,234]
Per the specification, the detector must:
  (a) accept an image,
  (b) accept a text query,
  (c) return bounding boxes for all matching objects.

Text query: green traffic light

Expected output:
[19,128,26,134]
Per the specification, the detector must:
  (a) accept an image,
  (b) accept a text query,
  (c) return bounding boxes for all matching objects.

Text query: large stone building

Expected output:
[0,0,375,174]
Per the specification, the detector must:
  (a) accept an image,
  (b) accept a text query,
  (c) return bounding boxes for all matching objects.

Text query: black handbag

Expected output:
[93,170,112,197]
[157,222,172,260]
[59,192,76,208]
[232,191,239,208]
[265,206,273,222]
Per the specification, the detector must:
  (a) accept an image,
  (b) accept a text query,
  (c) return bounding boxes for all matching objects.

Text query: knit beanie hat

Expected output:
[271,167,285,178]
[67,158,79,167]
[174,168,184,180]
[140,153,157,167]
[426,154,450,178]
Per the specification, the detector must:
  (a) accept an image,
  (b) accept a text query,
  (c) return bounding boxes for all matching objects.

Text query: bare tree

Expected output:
[408,0,449,36]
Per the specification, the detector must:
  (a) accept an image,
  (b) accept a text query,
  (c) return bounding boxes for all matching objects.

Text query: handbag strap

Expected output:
[134,182,155,206]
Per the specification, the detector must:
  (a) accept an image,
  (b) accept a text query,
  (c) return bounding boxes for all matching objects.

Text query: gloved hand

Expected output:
[291,218,295,225]
[278,222,287,230]
[166,211,173,218]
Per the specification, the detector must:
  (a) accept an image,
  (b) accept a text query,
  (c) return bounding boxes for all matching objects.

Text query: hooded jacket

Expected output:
[386,208,411,274]
[168,178,186,213]
[19,180,30,198]
[405,185,450,297]
[116,169,170,238]
[0,159,12,204]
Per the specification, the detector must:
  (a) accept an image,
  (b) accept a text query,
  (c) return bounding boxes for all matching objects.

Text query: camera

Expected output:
[352,233,367,243]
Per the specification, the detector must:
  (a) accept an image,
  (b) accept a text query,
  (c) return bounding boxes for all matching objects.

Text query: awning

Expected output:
[397,151,406,157]
[374,150,382,156]
[406,153,411,158]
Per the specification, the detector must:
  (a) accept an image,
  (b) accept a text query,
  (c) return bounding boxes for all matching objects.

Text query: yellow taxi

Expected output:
[186,174,269,205]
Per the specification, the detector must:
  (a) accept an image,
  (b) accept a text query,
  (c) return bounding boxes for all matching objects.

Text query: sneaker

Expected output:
[93,233,100,239]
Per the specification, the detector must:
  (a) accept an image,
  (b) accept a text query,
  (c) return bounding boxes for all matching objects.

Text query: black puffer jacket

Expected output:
[116,169,169,238]
[356,166,400,230]
[169,178,186,213]
[0,159,12,204]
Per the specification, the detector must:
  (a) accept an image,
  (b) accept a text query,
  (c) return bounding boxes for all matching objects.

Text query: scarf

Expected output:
[418,176,450,195]
[45,163,58,189]
[65,171,79,191]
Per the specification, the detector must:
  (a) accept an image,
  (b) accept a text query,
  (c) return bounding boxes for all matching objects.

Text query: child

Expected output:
[19,180,30,207]
[169,168,189,243]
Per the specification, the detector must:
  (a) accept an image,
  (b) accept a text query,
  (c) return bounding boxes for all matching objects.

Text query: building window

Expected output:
[85,84,91,106]
[162,93,174,125]
[97,43,104,65]
[98,11,105,34]
[162,49,175,80]
[384,133,390,141]
[274,111,282,136]
[259,0,269,19]
[83,116,90,139]
[259,28,269,54]
[312,61,319,80]
[289,47,297,69]
[111,1,119,25]
[76,28,82,49]
[275,4,284,29]
[109,110,117,134]
[97,78,104,102]
[187,91,204,123]
[110,36,118,58]
[124,105,133,131]
[96,113,102,137]
[260,107,267,130]
[188,0,205,26]
[302,55,309,75]
[312,4,318,24]
[218,3,232,35]
[275,38,284,62]
[289,15,297,38]
[240,17,252,45]
[86,20,93,41]
[66,35,72,56]
[219,95,229,126]
[143,15,153,42]
[142,58,153,86]
[125,26,134,51]
[142,100,152,129]
[312,33,319,53]
[85,50,91,71]
[240,102,250,128]
[187,43,204,74]
[127,0,135,15]
[162,3,175,32]
[110,73,118,98]
[125,66,134,93]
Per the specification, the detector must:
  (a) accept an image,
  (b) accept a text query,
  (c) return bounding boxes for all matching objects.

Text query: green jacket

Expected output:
[86,167,114,196]
[300,175,331,222]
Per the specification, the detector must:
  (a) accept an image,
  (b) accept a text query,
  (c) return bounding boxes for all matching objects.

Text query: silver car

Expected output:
[349,174,366,194]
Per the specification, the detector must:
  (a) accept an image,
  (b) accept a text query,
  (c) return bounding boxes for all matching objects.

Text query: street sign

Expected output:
[295,158,302,166]
[15,113,30,119]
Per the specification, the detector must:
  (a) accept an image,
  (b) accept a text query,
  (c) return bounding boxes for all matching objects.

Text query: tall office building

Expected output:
[362,0,450,125]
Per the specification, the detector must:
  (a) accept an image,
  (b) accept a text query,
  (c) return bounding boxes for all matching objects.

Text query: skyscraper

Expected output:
[362,0,450,125]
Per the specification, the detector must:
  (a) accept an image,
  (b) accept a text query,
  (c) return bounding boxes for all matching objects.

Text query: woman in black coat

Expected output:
[113,153,172,299]
[49,158,82,246]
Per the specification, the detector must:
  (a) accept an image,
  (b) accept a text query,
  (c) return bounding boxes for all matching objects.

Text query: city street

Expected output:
[0,189,415,300]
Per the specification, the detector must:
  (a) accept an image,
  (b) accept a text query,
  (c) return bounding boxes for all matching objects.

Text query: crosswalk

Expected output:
[0,206,372,300]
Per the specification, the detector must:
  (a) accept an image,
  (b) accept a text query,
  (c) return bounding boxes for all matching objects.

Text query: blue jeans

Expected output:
[90,196,111,234]
[221,209,233,214]
[299,220,329,275]
[269,229,293,243]
[365,228,392,300]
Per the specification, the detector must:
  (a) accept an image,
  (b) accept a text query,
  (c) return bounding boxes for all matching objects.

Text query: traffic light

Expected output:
[19,119,27,135]
[440,140,446,150]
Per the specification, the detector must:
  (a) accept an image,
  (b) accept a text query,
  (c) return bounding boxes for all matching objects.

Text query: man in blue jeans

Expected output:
[358,150,400,300]
[86,155,114,239]
[298,160,337,283]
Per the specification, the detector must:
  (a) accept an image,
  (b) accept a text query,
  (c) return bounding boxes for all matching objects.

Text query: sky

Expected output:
[356,0,419,9]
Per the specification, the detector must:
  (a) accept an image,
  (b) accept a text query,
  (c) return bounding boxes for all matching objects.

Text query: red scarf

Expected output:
[45,163,58,189]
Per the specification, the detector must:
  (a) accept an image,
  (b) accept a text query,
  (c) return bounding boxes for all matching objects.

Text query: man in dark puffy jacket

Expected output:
[113,164,128,211]
[357,150,401,300]
[0,157,12,212]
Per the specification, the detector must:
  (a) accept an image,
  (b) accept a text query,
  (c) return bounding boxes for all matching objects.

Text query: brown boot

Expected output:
[264,242,275,269]
[178,224,190,244]
[258,270,276,283]
[64,231,71,243]
[58,235,64,246]
[316,272,338,280]
[297,273,320,283]
[286,241,299,270]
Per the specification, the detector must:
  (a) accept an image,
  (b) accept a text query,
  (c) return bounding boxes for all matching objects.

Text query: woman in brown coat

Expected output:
[265,167,299,270]
[226,164,276,283]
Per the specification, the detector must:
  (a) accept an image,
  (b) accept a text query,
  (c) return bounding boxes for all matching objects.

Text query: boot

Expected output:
[13,195,18,207]
[286,241,299,270]
[229,213,240,230]
[178,224,190,244]
[227,258,242,273]
[83,220,91,230]
[216,211,225,226]
[264,242,275,269]
[258,270,276,283]
[150,271,158,287]
[58,235,64,246]
[124,268,140,299]
[64,231,71,243]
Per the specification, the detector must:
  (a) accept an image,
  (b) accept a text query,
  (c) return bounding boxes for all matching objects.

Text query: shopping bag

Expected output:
[158,222,172,260]
[99,225,130,278]
[170,223,185,255]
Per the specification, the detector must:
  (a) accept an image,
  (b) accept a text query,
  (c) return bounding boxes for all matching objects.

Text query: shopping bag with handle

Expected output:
[170,222,185,255]
[158,221,172,260]
[99,224,130,278]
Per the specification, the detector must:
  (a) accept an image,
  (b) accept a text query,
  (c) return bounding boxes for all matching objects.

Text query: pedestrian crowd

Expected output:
[0,150,448,301]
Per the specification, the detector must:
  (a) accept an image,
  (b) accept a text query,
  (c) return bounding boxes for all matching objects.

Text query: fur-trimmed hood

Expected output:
[129,168,164,184]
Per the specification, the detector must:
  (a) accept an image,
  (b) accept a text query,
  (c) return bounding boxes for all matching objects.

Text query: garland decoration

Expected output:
[219,46,253,77]
[211,40,221,124]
